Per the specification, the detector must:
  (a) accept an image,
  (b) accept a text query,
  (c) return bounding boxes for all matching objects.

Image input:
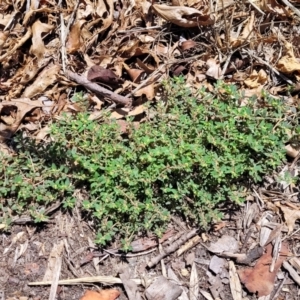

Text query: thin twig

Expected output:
[60,14,66,73]
[117,25,162,33]
[147,228,198,268]
[66,70,132,106]
[103,248,156,257]
[28,275,142,286]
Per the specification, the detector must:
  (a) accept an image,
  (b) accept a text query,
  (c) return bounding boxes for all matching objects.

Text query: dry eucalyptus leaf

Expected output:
[189,262,199,300]
[152,4,214,27]
[229,261,242,300]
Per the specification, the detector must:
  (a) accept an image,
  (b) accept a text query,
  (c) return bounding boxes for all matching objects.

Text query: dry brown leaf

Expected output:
[230,12,255,48]
[87,0,114,34]
[0,31,9,50]
[0,28,32,63]
[180,39,197,51]
[277,204,300,233]
[261,0,291,15]
[238,243,288,296]
[35,126,50,141]
[134,83,155,100]
[22,64,61,98]
[128,105,146,116]
[0,98,44,141]
[152,4,214,27]
[126,68,146,83]
[30,20,54,61]
[206,58,221,79]
[110,108,130,119]
[277,41,300,74]
[244,69,268,88]
[80,289,120,300]
[66,20,85,54]
[136,0,152,26]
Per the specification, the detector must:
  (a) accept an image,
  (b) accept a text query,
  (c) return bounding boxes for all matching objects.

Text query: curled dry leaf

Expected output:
[244,69,268,88]
[238,242,288,297]
[66,20,86,53]
[230,12,255,48]
[136,0,152,26]
[30,20,54,61]
[87,65,124,85]
[180,39,197,51]
[123,63,146,83]
[152,4,214,27]
[276,41,300,74]
[206,58,221,80]
[134,83,156,100]
[277,203,300,233]
[91,0,114,34]
[0,98,44,141]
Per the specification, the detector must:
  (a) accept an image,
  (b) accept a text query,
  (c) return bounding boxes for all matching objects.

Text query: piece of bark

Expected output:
[66,70,131,106]
[145,276,182,300]
[167,268,189,300]
[236,245,264,265]
[120,270,143,300]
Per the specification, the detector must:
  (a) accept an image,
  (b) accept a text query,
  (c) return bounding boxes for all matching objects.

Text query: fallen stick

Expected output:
[147,228,199,268]
[28,275,142,286]
[66,70,132,106]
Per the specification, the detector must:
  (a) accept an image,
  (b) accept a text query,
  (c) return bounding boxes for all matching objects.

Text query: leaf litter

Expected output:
[2,0,300,299]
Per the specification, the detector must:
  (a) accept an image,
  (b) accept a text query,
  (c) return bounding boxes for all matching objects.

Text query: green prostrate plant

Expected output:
[0,78,291,249]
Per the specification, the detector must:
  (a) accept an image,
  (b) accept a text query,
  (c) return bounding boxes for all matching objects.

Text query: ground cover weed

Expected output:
[0,78,291,249]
